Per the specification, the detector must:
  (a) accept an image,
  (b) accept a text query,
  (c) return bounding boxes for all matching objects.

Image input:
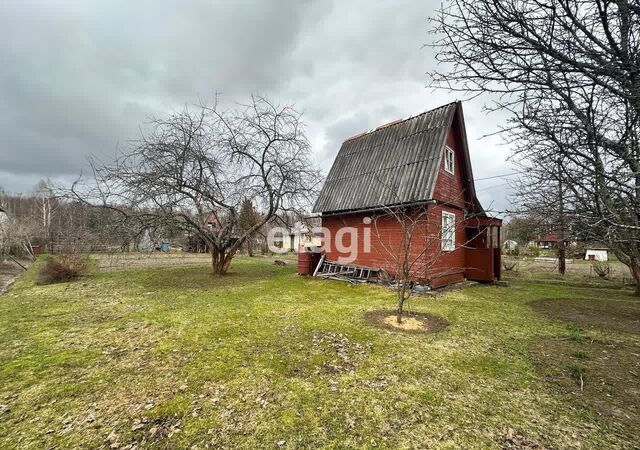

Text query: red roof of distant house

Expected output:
[203,211,223,232]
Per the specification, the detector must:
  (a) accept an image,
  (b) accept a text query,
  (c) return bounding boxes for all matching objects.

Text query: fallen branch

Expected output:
[9,256,28,271]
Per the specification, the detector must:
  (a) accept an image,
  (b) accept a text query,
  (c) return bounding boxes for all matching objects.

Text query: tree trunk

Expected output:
[396,285,406,323]
[557,158,566,276]
[210,246,237,275]
[558,243,566,276]
[247,238,254,257]
[628,261,640,297]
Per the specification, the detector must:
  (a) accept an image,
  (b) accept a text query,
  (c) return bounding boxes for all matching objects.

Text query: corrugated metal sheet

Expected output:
[313,102,457,213]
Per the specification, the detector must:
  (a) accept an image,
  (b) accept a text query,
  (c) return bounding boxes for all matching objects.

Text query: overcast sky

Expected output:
[0,0,515,212]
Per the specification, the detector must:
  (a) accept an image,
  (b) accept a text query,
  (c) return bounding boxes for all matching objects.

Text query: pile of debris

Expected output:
[312,257,436,293]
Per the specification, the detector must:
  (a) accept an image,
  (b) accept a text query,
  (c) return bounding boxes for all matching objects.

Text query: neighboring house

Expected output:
[203,211,223,233]
[279,220,322,252]
[585,244,608,261]
[535,233,560,249]
[535,232,575,250]
[313,101,502,288]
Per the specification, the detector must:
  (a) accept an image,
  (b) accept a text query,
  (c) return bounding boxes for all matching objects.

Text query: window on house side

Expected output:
[441,211,456,251]
[444,146,454,174]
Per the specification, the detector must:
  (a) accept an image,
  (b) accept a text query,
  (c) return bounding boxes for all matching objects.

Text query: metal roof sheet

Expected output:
[313,102,457,213]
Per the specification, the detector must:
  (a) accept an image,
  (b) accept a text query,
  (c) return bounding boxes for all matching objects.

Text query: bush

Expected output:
[527,245,540,257]
[502,258,518,271]
[591,260,610,279]
[37,254,87,285]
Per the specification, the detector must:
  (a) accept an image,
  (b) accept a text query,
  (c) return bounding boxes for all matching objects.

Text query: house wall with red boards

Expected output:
[320,123,497,288]
[313,101,502,288]
[321,204,469,287]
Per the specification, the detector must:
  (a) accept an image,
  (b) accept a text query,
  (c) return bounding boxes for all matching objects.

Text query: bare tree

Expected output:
[372,202,483,323]
[370,205,431,323]
[370,177,480,322]
[503,214,544,250]
[33,179,60,251]
[0,215,37,262]
[72,95,321,275]
[429,0,640,293]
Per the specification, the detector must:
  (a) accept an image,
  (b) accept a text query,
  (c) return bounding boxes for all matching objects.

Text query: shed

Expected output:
[312,101,502,288]
[585,247,608,262]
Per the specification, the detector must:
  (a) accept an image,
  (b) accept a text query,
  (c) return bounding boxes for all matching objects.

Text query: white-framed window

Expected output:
[441,211,456,251]
[444,146,455,174]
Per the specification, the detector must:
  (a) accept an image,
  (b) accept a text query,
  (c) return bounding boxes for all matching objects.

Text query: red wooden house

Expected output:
[312,101,501,288]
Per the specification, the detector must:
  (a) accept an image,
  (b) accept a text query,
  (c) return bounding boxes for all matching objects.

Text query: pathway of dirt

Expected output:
[0,259,31,295]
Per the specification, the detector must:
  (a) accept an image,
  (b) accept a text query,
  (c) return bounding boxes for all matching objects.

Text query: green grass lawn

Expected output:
[0,256,638,449]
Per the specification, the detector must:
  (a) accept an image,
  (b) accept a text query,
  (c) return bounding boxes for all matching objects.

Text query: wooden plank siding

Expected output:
[321,127,472,286]
[315,101,501,288]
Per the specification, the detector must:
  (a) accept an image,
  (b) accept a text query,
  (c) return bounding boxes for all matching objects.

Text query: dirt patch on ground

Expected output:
[93,253,212,271]
[93,253,297,271]
[530,337,640,439]
[364,310,448,334]
[529,297,640,334]
[383,315,426,331]
[0,259,30,295]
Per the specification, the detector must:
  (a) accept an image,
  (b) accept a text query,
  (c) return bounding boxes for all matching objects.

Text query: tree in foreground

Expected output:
[73,96,321,275]
[369,179,475,323]
[429,0,640,292]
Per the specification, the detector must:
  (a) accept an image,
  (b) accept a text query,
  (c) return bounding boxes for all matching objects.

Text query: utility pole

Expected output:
[558,158,566,275]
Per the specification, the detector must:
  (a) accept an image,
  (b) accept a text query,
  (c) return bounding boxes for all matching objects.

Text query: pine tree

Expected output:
[238,198,261,256]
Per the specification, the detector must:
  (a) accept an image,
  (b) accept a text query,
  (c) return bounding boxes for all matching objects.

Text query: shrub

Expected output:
[502,258,518,271]
[574,349,588,359]
[569,361,586,390]
[591,260,610,279]
[569,324,587,343]
[527,245,540,257]
[37,254,87,285]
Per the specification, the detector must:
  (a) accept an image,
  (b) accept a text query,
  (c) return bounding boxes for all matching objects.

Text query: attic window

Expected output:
[444,146,454,174]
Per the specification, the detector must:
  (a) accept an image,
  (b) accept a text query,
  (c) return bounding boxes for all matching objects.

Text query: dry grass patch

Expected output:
[364,310,449,334]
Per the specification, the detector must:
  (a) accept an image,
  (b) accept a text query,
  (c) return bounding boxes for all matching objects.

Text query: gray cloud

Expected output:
[0,0,514,211]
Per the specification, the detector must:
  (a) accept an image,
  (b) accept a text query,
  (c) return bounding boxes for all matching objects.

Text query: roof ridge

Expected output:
[313,101,463,214]
[343,101,458,143]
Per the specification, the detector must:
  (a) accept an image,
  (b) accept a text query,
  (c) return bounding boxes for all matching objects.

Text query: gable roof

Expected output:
[313,101,480,214]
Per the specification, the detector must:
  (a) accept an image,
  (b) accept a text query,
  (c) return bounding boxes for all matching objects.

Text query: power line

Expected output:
[473,171,524,182]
